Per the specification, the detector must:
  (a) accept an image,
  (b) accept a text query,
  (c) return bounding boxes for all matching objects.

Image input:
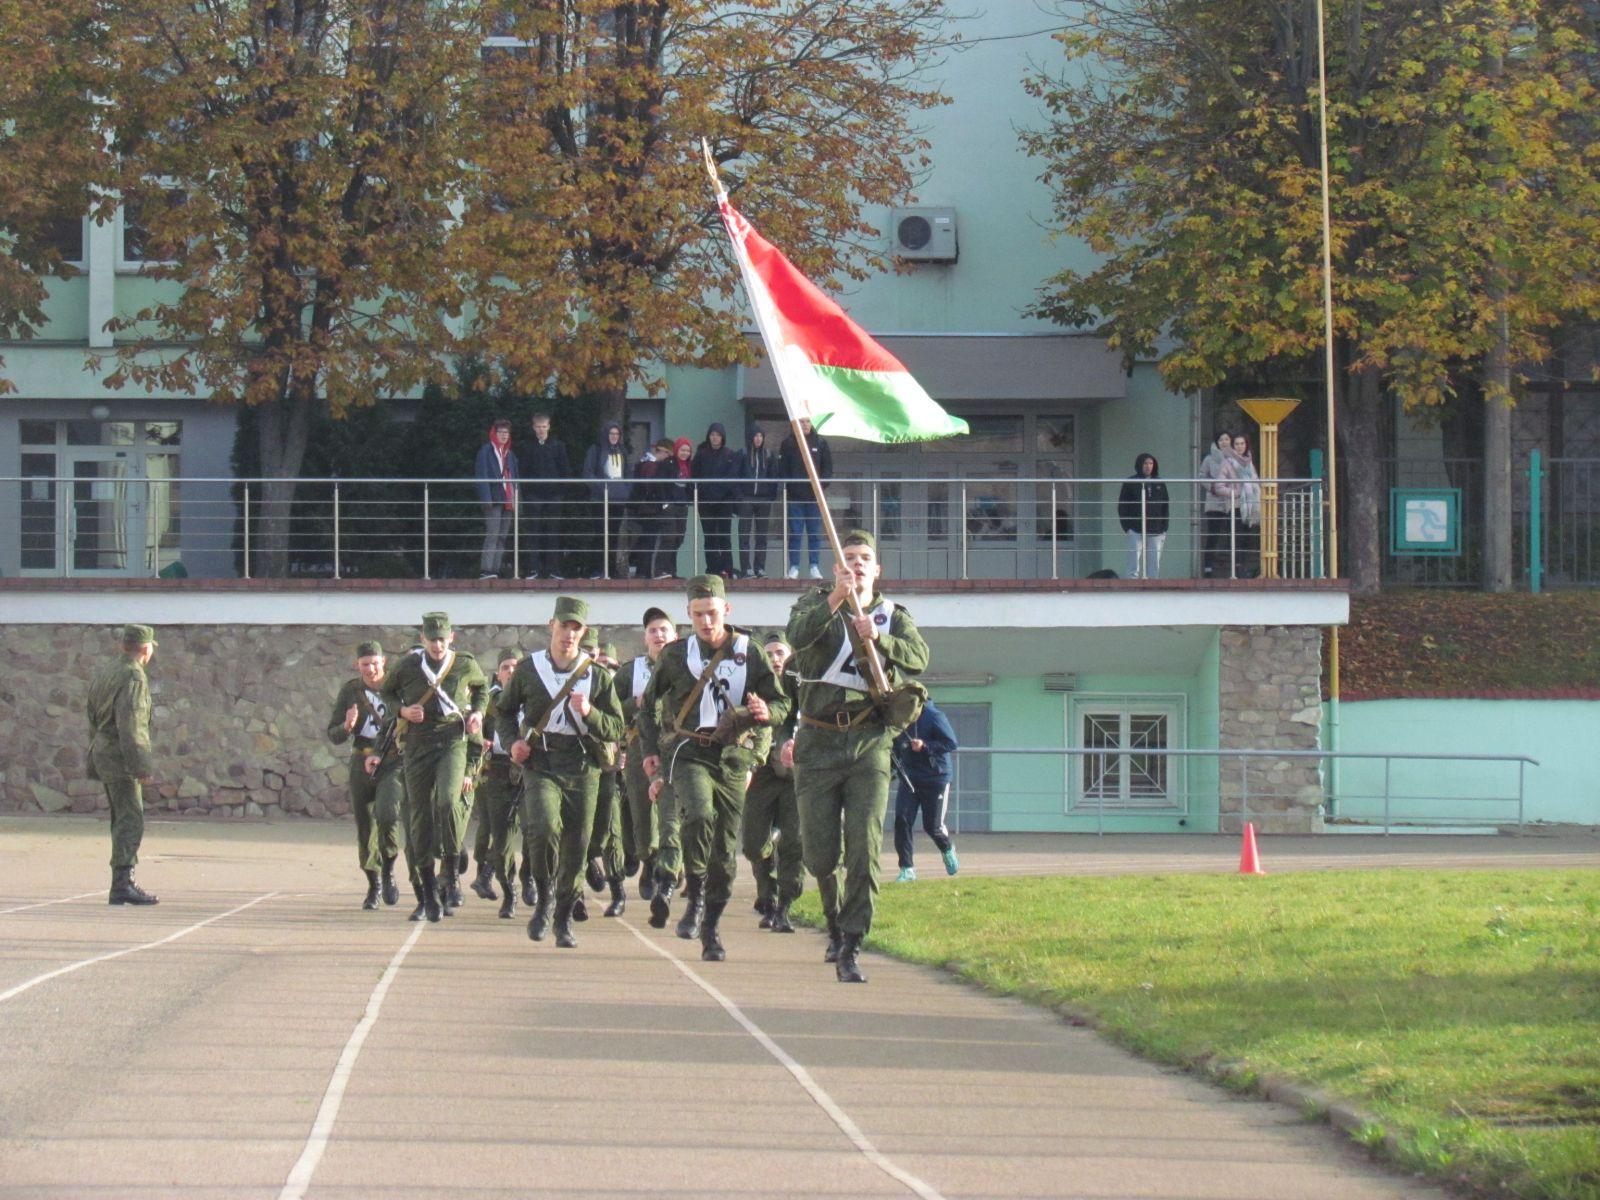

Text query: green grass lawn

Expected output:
[796,869,1600,1199]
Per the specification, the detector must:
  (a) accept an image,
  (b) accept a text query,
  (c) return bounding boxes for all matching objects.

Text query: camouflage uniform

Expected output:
[326,647,406,908]
[741,646,803,926]
[86,625,160,904]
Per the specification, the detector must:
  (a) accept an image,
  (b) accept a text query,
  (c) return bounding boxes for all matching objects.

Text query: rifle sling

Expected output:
[524,656,594,741]
[668,639,735,738]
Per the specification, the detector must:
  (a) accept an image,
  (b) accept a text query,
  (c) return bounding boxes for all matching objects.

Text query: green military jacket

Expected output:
[326,677,395,758]
[637,627,791,769]
[378,647,488,745]
[755,668,799,777]
[785,587,929,722]
[86,654,154,779]
[495,650,627,767]
[483,681,518,759]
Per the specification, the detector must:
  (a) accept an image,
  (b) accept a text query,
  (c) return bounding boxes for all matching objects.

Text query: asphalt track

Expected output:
[5,817,1593,1200]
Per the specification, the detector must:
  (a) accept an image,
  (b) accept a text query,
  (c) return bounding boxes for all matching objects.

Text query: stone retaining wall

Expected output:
[1217,625,1325,833]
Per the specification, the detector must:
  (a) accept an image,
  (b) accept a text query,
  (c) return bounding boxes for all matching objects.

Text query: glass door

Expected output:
[63,449,145,577]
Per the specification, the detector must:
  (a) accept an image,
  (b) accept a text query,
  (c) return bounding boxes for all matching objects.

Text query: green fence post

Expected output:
[1528,449,1543,594]
[1309,448,1326,579]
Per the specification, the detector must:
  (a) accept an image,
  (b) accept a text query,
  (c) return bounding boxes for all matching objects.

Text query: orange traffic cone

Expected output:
[1238,822,1266,875]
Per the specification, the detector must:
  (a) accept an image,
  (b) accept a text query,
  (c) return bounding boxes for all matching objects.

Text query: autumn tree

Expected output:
[460,0,952,427]
[1023,0,1600,591]
[87,0,483,576]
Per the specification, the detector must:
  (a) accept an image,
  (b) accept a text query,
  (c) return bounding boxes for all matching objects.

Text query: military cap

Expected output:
[580,626,600,650]
[354,639,384,659]
[601,642,618,661]
[494,645,524,666]
[763,630,791,651]
[642,606,672,627]
[841,528,876,551]
[120,623,158,647]
[421,611,452,637]
[552,595,589,625]
[686,573,726,600]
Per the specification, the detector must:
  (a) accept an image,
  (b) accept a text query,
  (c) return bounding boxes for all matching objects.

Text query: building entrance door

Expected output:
[62,449,146,577]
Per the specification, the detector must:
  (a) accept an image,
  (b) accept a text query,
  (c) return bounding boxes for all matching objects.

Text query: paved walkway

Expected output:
[7,817,1584,1199]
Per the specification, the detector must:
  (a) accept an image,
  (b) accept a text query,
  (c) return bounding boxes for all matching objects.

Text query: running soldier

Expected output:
[326,640,405,910]
[480,647,528,919]
[579,632,630,918]
[741,631,803,933]
[619,608,678,901]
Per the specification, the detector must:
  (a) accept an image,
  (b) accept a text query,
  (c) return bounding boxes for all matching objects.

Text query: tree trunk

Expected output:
[594,383,627,434]
[1337,359,1385,593]
[1482,329,1513,592]
[251,391,314,579]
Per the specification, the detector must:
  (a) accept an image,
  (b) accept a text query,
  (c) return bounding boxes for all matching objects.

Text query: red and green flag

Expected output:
[716,197,968,444]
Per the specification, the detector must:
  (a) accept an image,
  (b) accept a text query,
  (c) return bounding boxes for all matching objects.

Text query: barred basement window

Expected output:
[1070,697,1185,813]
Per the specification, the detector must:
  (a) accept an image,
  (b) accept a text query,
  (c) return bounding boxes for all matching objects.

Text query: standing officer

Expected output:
[741,632,803,933]
[638,576,789,962]
[619,608,678,901]
[380,612,488,923]
[480,646,528,919]
[86,623,161,906]
[787,530,929,983]
[498,596,627,948]
[326,640,405,909]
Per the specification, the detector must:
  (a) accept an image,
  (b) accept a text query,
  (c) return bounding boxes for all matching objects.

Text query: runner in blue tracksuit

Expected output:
[890,701,959,882]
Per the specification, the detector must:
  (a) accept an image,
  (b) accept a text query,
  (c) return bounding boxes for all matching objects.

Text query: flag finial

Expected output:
[699,139,725,201]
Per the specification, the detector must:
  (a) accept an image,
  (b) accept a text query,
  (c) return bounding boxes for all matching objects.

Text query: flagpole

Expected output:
[700,141,892,696]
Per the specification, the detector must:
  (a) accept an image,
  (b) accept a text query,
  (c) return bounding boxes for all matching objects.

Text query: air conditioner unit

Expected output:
[891,207,957,262]
[1041,673,1078,693]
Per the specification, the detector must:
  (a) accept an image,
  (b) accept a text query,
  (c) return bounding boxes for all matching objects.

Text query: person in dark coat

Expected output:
[629,439,676,580]
[690,422,740,576]
[1117,452,1170,579]
[474,419,518,578]
[777,418,833,578]
[735,423,778,577]
[891,701,959,882]
[581,420,631,578]
[520,412,572,579]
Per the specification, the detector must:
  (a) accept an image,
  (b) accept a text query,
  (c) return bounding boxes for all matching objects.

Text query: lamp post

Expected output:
[1237,397,1300,579]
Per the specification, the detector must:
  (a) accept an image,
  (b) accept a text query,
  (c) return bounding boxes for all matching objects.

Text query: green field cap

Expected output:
[553,595,589,625]
[355,639,384,658]
[121,624,158,647]
[421,612,452,637]
[686,574,726,600]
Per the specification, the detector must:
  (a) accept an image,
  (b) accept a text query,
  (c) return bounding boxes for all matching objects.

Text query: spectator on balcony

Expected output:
[1198,430,1240,578]
[521,412,572,580]
[582,420,631,579]
[736,423,778,578]
[691,422,740,577]
[666,435,695,572]
[778,417,833,579]
[1117,452,1170,579]
[1232,434,1262,578]
[629,439,675,580]
[474,419,518,579]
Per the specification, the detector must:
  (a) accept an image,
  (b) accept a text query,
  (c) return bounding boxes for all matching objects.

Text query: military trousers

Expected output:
[742,767,804,907]
[587,769,625,881]
[793,724,892,937]
[521,759,599,905]
[348,755,404,873]
[100,773,145,870]
[479,759,521,877]
[652,776,684,888]
[671,754,749,909]
[402,735,470,871]
[471,784,493,865]
[622,750,659,875]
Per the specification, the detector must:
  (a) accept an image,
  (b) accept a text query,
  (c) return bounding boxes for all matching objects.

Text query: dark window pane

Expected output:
[41,215,85,263]
[20,452,57,570]
[67,420,138,446]
[20,420,56,445]
[145,420,182,446]
[122,190,187,263]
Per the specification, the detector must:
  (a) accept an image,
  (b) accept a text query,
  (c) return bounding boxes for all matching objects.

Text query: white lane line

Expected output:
[278,921,424,1200]
[0,892,278,1005]
[620,920,946,1200]
[0,891,102,916]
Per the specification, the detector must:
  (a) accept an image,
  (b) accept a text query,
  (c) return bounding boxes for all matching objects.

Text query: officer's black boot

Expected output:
[835,933,867,983]
[648,872,675,928]
[421,865,442,923]
[585,856,605,894]
[361,869,381,910]
[603,877,626,917]
[380,857,400,906]
[676,876,705,941]
[769,900,795,934]
[496,865,517,919]
[527,880,553,941]
[470,862,497,901]
[108,866,159,906]
[408,880,426,922]
[553,898,578,948]
[700,900,727,962]
[823,918,843,963]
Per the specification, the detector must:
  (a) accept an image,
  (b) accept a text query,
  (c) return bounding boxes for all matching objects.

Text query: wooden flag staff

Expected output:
[700,140,891,696]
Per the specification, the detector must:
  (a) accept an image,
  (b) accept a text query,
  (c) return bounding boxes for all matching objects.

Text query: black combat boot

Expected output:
[456,848,469,875]
[361,869,381,910]
[603,877,626,917]
[769,900,795,934]
[585,856,605,894]
[648,872,676,928]
[676,876,705,941]
[823,918,843,963]
[420,865,442,923]
[408,880,426,922]
[447,868,465,911]
[439,865,458,917]
[520,862,535,908]
[553,898,578,948]
[496,864,517,918]
[470,862,497,901]
[380,857,400,906]
[835,933,867,983]
[638,860,657,902]
[623,852,640,880]
[527,880,553,941]
[700,900,727,962]
[108,866,158,906]
[572,892,589,922]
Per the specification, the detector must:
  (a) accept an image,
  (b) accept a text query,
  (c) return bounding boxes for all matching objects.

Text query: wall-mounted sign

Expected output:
[1390,488,1461,556]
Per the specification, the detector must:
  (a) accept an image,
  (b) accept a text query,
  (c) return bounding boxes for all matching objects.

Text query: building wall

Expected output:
[1218,626,1325,833]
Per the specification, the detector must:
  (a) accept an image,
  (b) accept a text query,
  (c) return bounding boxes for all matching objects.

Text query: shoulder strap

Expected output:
[671,640,735,734]
[525,655,594,738]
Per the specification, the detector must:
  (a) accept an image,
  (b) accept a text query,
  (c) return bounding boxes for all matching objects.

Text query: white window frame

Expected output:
[1067,693,1187,814]
[116,179,184,273]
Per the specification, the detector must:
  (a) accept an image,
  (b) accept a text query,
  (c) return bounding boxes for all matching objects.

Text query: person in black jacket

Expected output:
[690,422,740,576]
[1117,452,1170,580]
[629,439,675,580]
[581,420,631,578]
[891,701,959,882]
[521,412,572,579]
[735,423,778,577]
[777,418,833,578]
